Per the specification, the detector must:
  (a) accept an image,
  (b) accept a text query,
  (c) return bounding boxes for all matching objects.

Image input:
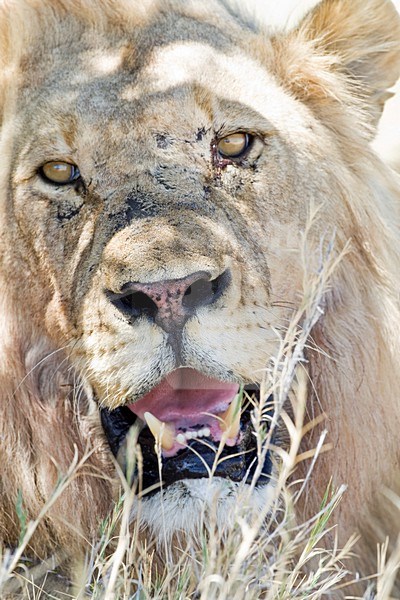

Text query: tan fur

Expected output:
[0,0,400,592]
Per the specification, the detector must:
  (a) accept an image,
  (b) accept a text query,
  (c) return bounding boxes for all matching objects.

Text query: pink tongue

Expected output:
[128,368,239,426]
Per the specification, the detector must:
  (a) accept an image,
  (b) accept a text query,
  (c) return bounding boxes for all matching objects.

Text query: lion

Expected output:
[0,0,400,594]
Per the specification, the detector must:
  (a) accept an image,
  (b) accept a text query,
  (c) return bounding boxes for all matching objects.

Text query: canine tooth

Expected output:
[221,393,241,439]
[144,412,175,451]
[203,427,211,438]
[176,433,186,445]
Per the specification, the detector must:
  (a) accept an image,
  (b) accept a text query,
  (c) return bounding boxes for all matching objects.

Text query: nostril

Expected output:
[182,269,231,310]
[183,279,213,310]
[211,271,230,297]
[114,291,158,320]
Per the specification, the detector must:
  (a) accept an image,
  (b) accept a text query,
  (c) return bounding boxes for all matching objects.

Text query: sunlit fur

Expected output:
[0,0,400,591]
[131,479,276,545]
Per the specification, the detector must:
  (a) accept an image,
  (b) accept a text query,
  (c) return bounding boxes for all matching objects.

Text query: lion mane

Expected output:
[0,0,400,594]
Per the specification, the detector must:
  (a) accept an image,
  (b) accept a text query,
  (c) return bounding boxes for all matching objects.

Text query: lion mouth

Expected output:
[100,368,273,493]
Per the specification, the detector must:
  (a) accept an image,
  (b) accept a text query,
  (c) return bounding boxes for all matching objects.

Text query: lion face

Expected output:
[10,15,315,496]
[2,0,400,545]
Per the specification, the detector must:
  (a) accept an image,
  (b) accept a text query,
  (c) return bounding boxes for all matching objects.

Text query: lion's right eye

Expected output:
[39,161,81,185]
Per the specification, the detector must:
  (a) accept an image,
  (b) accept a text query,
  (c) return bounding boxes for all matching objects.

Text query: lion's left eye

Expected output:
[217,133,251,159]
[39,161,81,185]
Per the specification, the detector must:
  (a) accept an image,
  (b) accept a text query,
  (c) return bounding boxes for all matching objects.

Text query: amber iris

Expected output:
[217,132,250,158]
[41,161,80,184]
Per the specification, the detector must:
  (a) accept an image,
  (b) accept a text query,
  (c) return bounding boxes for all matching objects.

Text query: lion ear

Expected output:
[296,0,400,124]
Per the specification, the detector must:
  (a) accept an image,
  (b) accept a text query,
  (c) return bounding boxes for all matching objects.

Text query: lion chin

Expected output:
[1,0,400,595]
[131,479,275,544]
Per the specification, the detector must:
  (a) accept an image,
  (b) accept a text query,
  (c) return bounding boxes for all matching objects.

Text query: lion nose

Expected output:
[107,270,231,333]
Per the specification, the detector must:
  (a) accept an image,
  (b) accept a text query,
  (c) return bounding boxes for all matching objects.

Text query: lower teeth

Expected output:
[176,427,211,444]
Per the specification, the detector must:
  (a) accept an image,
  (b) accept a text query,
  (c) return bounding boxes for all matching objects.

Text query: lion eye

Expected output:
[217,133,251,159]
[40,161,80,185]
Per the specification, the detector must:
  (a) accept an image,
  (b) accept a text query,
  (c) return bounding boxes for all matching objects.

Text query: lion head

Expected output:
[1,0,400,584]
